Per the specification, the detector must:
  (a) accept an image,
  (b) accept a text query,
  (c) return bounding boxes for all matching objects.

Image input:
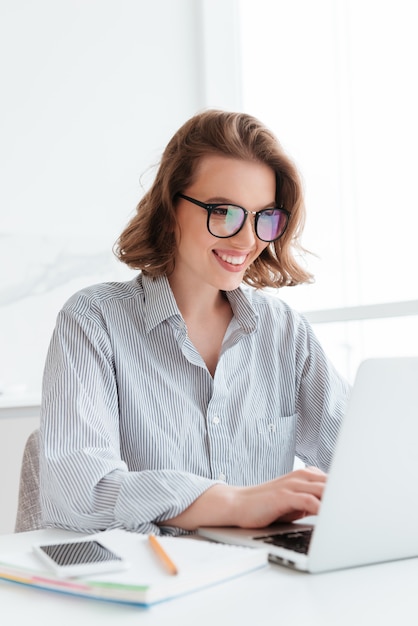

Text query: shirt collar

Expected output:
[225,286,259,334]
[142,274,259,335]
[142,274,182,333]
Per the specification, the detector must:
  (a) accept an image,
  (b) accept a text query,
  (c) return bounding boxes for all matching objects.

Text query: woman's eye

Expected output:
[211,206,229,217]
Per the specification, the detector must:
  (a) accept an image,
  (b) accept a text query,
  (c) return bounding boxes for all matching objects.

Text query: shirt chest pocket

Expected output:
[257,414,296,437]
[254,414,297,480]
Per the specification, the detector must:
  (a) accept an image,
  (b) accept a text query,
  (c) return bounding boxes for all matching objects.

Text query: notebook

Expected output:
[0,528,267,606]
[198,357,418,573]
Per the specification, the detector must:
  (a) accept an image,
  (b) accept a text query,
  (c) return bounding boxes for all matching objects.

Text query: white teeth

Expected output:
[217,253,246,265]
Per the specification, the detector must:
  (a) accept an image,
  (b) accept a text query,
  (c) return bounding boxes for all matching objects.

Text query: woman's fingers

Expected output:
[237,467,328,528]
[293,466,327,480]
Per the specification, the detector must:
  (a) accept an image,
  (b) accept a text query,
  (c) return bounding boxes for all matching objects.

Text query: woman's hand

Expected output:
[232,466,326,527]
[164,467,327,531]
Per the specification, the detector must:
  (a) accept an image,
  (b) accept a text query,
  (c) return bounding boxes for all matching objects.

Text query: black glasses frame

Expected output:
[177,193,290,242]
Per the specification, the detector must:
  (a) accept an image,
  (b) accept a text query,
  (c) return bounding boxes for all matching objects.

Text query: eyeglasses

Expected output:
[177,194,290,243]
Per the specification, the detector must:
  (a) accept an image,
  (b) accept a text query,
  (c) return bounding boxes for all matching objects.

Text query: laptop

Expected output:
[198,357,418,573]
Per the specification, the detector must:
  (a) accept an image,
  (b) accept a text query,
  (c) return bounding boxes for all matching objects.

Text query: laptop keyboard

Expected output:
[254,528,313,554]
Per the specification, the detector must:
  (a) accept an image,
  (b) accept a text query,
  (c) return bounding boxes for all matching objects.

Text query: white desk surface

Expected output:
[1,529,418,626]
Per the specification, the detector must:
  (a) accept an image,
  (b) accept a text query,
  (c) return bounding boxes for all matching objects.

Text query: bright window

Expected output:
[239,0,418,380]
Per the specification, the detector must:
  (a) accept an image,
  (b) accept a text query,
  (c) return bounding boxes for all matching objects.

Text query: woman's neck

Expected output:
[167,273,229,321]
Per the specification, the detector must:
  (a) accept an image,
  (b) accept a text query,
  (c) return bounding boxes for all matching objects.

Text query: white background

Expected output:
[240,0,418,380]
[1,0,417,395]
[0,0,219,396]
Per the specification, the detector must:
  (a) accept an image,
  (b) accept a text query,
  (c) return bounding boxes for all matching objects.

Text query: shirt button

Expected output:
[218,472,226,481]
[212,416,220,424]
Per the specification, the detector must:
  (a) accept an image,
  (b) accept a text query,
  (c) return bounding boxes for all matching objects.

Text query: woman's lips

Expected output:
[213,250,248,271]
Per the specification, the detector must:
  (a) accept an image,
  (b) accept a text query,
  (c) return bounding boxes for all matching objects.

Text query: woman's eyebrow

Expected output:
[205,196,234,204]
[205,196,277,209]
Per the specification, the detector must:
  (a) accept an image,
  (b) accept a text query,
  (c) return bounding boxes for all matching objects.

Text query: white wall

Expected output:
[0,0,205,398]
[0,0,241,533]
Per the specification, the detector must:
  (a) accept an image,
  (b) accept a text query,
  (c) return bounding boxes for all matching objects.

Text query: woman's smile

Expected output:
[213,249,249,270]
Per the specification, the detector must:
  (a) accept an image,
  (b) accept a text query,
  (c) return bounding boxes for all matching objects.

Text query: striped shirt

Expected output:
[39,273,350,535]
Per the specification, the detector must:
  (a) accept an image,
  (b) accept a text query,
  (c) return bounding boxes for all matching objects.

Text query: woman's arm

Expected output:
[40,302,218,535]
[294,317,351,471]
[164,466,326,530]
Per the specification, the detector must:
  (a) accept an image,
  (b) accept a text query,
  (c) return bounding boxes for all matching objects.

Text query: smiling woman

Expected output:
[172,155,275,295]
[116,109,312,290]
[39,109,350,536]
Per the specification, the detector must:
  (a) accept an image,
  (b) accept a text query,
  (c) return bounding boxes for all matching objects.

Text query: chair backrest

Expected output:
[15,429,43,532]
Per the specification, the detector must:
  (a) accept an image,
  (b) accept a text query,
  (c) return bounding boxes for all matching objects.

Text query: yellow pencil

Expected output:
[148,535,178,576]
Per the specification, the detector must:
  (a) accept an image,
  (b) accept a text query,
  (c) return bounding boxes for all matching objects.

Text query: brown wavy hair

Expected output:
[115,109,313,289]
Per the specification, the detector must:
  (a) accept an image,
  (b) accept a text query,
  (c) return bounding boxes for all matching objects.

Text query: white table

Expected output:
[1,529,418,625]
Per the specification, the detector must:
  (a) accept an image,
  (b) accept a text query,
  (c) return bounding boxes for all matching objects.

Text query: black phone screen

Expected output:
[39,541,122,566]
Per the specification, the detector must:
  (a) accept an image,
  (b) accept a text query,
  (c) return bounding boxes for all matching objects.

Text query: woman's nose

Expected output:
[232,214,257,245]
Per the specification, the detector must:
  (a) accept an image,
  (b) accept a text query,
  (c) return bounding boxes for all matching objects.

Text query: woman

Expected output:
[39,110,350,534]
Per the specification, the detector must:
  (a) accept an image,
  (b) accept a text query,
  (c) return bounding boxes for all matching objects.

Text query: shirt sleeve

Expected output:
[39,298,217,535]
[294,315,351,471]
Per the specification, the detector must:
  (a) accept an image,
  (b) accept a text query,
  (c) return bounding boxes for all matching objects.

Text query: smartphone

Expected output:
[32,539,128,578]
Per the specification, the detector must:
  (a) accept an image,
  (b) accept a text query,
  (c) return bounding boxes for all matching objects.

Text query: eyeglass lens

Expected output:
[209,206,287,242]
[257,209,287,242]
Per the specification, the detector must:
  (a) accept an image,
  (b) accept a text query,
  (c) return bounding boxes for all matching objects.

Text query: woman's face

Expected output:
[171,154,276,293]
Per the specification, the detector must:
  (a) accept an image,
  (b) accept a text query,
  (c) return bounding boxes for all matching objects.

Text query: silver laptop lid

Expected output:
[308,357,418,572]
